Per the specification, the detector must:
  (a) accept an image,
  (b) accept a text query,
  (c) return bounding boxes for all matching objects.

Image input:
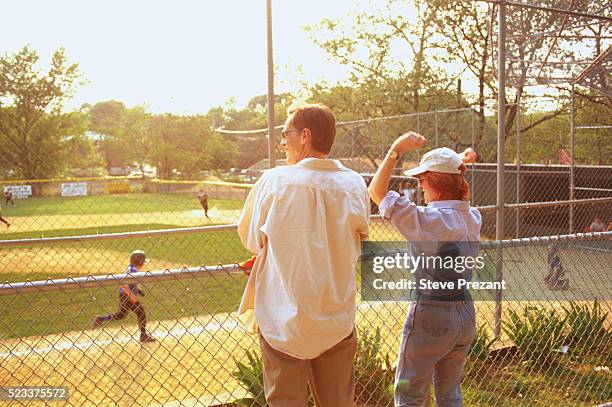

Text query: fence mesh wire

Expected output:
[1,103,611,406]
[0,232,611,406]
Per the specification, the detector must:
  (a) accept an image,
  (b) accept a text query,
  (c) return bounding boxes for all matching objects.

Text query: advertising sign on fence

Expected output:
[60,182,88,197]
[106,181,130,194]
[3,185,32,199]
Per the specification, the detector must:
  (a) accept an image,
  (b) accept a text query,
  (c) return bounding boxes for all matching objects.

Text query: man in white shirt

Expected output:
[238,103,370,407]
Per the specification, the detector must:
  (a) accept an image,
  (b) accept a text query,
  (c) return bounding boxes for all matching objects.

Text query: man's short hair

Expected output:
[289,104,336,154]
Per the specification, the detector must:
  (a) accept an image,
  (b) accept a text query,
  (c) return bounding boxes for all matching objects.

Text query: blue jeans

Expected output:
[395,301,476,407]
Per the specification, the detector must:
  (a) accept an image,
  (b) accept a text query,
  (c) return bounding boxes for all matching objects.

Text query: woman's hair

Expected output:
[420,164,470,201]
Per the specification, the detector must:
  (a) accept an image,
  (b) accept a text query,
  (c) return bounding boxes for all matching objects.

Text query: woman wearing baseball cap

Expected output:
[368,132,479,406]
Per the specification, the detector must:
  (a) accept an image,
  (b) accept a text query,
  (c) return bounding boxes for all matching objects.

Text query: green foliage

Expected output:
[469,324,495,362]
[562,300,609,350]
[0,46,82,179]
[355,327,395,406]
[232,350,267,407]
[89,101,149,170]
[502,306,567,364]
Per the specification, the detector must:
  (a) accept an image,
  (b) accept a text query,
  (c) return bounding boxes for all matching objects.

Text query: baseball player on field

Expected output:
[198,189,210,219]
[4,190,15,207]
[0,204,10,228]
[91,250,156,342]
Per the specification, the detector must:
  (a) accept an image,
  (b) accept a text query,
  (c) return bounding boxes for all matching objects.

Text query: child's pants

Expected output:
[101,294,147,336]
[395,301,476,407]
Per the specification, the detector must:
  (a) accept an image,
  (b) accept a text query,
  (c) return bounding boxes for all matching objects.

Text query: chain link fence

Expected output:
[0,230,611,406]
[0,102,610,405]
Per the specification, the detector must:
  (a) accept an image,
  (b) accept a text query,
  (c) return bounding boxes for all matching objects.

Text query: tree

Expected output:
[430,0,494,145]
[62,111,105,175]
[147,114,237,178]
[306,0,454,116]
[88,101,149,171]
[0,46,82,179]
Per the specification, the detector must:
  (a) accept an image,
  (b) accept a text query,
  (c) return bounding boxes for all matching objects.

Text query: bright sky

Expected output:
[2,0,358,114]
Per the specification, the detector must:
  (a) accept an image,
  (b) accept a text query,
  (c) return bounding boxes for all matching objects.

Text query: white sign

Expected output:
[3,185,32,199]
[61,182,88,197]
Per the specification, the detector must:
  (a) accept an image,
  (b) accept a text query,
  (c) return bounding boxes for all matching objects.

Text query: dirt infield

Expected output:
[0,302,504,407]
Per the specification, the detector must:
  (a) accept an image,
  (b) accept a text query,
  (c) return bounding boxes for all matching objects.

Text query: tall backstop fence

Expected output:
[0,230,610,406]
[0,104,609,405]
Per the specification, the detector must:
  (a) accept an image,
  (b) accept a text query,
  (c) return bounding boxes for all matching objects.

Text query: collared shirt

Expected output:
[379,191,481,299]
[238,157,370,359]
[379,191,481,242]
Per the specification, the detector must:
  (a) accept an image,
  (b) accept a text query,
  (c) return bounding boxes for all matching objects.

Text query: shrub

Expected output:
[502,306,567,364]
[562,300,608,350]
[355,327,395,406]
[232,350,266,407]
[232,350,315,407]
[469,323,495,361]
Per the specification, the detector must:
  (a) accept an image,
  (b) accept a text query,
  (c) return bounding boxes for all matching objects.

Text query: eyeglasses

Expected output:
[281,129,302,139]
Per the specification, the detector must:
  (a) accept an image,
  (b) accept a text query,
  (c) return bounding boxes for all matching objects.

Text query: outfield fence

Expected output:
[0,231,610,406]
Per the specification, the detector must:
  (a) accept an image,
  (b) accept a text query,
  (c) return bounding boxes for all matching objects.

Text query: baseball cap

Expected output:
[130,250,148,266]
[404,147,462,177]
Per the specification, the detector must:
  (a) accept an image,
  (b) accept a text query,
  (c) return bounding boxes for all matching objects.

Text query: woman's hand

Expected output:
[391,132,427,155]
[461,147,477,164]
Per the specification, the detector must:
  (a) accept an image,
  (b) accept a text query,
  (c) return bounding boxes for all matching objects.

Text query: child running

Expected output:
[91,250,156,343]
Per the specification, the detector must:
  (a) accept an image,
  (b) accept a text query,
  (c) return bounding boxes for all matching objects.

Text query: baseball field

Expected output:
[1,191,610,406]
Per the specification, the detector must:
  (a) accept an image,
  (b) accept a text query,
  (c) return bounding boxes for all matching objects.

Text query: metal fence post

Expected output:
[494,0,507,339]
[570,85,575,233]
[471,109,476,206]
[417,113,422,206]
[516,94,521,238]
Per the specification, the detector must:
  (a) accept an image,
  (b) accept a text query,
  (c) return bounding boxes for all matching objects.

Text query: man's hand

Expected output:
[239,255,258,276]
[461,147,477,164]
[391,132,427,155]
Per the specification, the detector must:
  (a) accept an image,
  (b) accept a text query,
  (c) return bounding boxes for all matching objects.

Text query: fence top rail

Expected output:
[0,264,244,296]
[1,232,609,296]
[477,197,612,212]
[479,230,612,249]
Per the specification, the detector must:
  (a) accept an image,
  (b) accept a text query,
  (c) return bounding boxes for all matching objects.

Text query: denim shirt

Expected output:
[379,191,482,299]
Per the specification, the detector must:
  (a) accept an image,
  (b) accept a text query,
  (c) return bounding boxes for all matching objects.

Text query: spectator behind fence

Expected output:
[237,103,370,407]
[369,133,480,407]
[584,214,606,233]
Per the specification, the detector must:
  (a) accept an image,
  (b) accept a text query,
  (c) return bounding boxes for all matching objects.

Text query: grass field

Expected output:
[1,193,610,340]
[1,191,611,406]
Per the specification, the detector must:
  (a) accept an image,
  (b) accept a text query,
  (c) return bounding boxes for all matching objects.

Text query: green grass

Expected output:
[4,193,243,217]
[462,357,612,406]
[0,273,248,339]
[0,192,253,339]
[1,226,251,282]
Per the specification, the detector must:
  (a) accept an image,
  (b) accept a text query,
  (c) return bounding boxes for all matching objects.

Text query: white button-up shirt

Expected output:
[237,158,370,359]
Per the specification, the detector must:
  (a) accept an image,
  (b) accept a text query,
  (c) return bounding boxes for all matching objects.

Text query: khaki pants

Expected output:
[258,331,357,407]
